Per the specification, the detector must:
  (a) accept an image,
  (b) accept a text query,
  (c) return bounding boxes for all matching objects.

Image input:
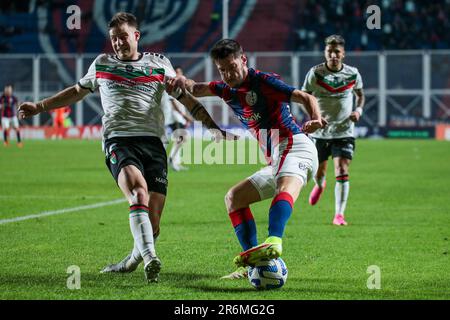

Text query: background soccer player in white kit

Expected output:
[18,12,232,283]
[163,66,194,171]
[302,35,365,226]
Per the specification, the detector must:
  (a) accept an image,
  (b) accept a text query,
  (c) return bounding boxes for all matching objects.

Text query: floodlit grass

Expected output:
[0,139,449,299]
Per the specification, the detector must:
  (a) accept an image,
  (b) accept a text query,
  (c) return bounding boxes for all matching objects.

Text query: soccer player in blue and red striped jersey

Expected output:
[169,39,327,278]
[1,85,22,147]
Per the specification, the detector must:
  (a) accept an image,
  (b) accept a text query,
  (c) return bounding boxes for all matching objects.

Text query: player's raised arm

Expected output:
[291,89,327,134]
[18,84,90,119]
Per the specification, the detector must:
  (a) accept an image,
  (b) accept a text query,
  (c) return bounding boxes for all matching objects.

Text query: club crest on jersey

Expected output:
[142,67,152,76]
[245,91,258,106]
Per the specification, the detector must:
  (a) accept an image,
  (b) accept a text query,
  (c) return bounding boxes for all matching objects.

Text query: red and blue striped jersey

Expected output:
[209,68,302,155]
[0,95,18,118]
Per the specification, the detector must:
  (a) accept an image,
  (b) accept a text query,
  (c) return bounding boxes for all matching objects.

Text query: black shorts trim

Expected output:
[313,137,356,163]
[104,136,168,195]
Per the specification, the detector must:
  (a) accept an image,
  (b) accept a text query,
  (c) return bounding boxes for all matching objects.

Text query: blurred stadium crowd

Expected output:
[0,0,449,53]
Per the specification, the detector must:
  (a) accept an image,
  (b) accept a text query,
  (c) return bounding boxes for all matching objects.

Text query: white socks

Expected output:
[335,175,349,215]
[129,205,156,265]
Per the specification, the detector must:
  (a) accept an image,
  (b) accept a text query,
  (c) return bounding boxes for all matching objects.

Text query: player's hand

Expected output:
[349,111,361,122]
[302,118,327,134]
[210,129,240,142]
[166,75,187,96]
[18,102,41,119]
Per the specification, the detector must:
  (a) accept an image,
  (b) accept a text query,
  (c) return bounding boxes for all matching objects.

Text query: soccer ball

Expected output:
[248,258,288,290]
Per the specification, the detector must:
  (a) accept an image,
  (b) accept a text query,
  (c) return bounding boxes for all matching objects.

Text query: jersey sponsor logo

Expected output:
[237,112,261,123]
[245,91,258,106]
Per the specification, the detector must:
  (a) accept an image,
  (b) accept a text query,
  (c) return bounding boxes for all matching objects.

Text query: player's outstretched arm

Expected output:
[166,77,213,98]
[187,80,214,97]
[18,84,90,119]
[175,91,238,141]
[291,89,327,134]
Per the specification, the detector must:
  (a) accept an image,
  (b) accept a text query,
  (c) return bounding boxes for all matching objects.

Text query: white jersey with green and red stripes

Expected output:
[78,52,176,141]
[302,63,363,139]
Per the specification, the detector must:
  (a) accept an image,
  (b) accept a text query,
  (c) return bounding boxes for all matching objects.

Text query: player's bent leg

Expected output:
[225,179,262,272]
[148,191,166,243]
[237,176,303,267]
[333,157,351,226]
[309,161,327,205]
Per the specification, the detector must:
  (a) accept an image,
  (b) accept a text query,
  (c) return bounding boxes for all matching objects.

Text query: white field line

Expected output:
[0,198,126,225]
[0,195,115,200]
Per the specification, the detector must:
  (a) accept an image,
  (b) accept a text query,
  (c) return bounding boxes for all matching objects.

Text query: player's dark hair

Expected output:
[174,66,182,70]
[325,34,345,47]
[108,12,139,29]
[210,39,243,60]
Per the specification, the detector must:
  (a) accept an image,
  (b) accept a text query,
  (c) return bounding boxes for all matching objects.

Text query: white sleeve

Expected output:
[78,58,99,92]
[355,69,363,89]
[161,57,184,99]
[162,57,176,79]
[301,68,315,93]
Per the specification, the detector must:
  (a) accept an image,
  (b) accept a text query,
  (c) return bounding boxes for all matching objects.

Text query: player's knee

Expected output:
[335,166,349,177]
[224,190,233,210]
[132,187,149,205]
[225,188,242,211]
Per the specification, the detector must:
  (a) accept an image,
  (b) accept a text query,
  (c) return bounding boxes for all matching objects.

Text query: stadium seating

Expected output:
[0,0,449,53]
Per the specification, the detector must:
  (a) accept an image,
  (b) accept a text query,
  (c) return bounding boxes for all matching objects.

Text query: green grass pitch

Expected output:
[0,139,449,300]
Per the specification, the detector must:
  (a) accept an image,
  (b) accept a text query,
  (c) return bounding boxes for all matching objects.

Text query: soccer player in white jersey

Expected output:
[18,12,232,283]
[164,66,194,171]
[302,35,365,226]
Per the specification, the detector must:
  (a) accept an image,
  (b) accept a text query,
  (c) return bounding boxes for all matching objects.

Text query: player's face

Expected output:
[214,54,248,88]
[325,45,345,70]
[4,86,12,96]
[109,23,140,60]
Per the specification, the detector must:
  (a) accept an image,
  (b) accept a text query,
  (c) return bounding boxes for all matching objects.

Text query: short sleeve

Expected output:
[209,81,229,99]
[301,68,315,93]
[161,56,176,79]
[355,69,363,90]
[259,72,295,101]
[78,58,99,92]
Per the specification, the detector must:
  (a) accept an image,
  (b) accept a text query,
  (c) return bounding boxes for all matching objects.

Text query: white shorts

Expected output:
[248,134,318,201]
[1,117,19,130]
